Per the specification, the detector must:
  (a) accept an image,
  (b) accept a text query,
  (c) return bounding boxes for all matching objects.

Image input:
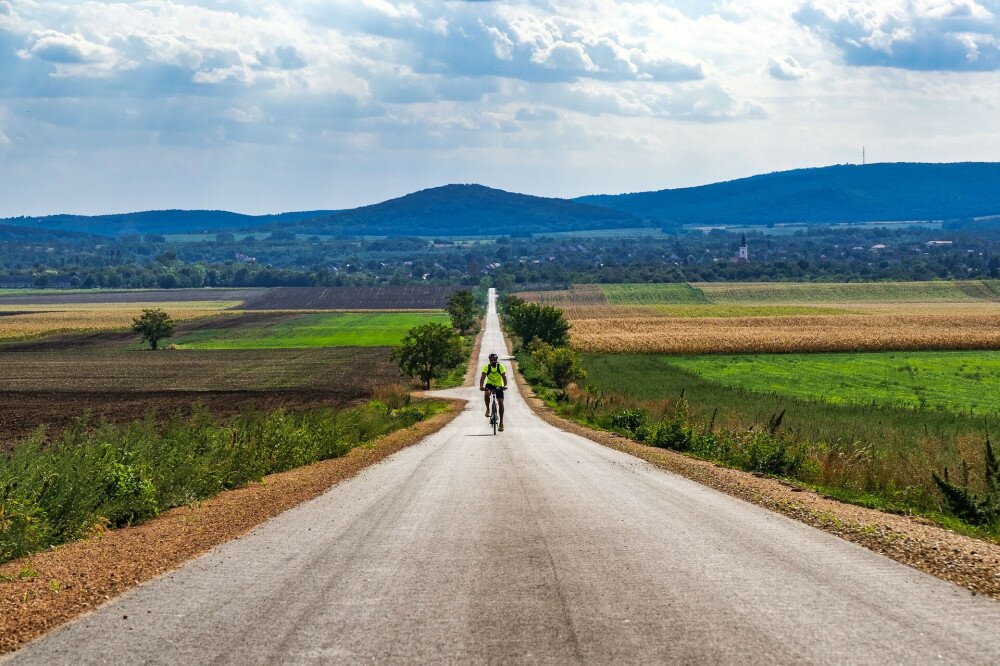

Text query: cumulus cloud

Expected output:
[796,0,1000,71]
[18,30,128,77]
[766,55,807,80]
[553,81,767,122]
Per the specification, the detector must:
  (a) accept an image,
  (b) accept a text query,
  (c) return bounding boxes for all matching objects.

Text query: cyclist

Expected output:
[479,352,508,432]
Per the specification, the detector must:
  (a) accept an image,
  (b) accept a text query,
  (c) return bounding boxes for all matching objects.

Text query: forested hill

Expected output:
[290,184,641,236]
[0,209,340,236]
[577,162,1000,227]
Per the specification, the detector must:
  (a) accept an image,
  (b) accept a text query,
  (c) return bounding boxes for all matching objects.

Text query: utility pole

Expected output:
[862,146,866,165]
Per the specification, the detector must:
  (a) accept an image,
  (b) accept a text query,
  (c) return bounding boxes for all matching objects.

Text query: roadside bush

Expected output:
[531,342,587,392]
[737,431,809,477]
[932,437,1000,526]
[0,401,438,564]
[607,409,649,436]
[646,414,697,452]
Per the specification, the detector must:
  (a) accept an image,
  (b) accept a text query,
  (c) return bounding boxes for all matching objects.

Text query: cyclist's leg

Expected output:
[484,387,492,416]
[497,395,504,422]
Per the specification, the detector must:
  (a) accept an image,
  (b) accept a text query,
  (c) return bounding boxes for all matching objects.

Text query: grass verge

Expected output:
[1,400,447,564]
[519,349,999,539]
[0,398,465,654]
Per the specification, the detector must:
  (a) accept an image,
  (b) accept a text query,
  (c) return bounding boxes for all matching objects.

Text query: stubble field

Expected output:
[522,281,1000,354]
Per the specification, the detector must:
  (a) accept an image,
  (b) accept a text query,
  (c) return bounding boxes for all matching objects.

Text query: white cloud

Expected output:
[19,30,128,77]
[0,0,999,215]
[767,55,807,80]
[796,0,1000,71]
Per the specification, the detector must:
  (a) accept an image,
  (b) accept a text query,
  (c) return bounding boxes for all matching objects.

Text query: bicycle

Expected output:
[483,386,500,435]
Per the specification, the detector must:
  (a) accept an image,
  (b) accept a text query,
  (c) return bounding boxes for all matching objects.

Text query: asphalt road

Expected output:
[9,289,1000,664]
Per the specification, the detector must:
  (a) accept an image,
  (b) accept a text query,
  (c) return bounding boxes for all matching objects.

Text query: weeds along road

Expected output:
[9,289,1000,664]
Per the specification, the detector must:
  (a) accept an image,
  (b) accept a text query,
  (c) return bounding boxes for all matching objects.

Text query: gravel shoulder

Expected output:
[515,371,1000,600]
[0,399,465,655]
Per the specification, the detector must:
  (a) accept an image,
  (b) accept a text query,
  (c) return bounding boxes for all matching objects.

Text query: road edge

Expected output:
[0,398,466,655]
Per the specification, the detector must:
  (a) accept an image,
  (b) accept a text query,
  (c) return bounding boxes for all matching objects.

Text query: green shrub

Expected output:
[607,409,649,436]
[932,437,1000,526]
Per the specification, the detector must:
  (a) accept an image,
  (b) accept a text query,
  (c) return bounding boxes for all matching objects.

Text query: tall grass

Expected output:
[0,399,437,564]
[522,351,1000,530]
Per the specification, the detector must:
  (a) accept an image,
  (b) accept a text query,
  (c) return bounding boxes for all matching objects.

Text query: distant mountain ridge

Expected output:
[4,162,1000,237]
[0,209,340,236]
[288,184,641,236]
[577,162,1000,226]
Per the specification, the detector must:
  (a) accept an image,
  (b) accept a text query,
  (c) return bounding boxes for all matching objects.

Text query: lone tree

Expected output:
[445,290,478,334]
[132,308,175,350]
[505,302,570,347]
[392,323,465,389]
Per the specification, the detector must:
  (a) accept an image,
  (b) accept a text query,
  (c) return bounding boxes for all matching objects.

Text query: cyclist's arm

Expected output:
[479,371,487,390]
[501,370,508,388]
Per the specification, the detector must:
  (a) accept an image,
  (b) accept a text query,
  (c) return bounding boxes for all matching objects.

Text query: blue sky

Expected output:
[1,0,999,215]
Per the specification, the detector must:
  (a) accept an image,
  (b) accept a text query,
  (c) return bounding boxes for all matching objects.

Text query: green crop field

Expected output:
[695,281,999,304]
[572,280,1000,308]
[601,283,711,305]
[172,312,449,349]
[666,351,1000,416]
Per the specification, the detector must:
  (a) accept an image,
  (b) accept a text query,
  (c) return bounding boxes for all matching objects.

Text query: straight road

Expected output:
[9,289,1000,664]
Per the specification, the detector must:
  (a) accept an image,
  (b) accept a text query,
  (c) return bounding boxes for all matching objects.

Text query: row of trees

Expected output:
[500,296,585,394]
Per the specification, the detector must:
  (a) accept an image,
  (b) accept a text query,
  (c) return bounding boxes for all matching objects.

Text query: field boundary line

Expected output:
[0,399,466,655]
[508,359,1000,601]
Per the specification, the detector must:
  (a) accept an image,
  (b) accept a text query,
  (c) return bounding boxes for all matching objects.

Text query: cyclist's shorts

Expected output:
[486,386,506,399]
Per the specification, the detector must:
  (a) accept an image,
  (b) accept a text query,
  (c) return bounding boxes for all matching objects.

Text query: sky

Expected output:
[1,0,999,216]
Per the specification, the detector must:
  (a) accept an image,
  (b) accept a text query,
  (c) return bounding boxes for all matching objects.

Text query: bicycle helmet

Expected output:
[488,353,499,362]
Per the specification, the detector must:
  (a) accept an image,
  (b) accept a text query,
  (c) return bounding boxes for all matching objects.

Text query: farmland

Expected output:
[667,351,1000,415]
[523,280,1000,354]
[171,312,449,349]
[515,279,1000,528]
[695,280,1000,304]
[239,286,457,310]
[0,285,464,448]
[0,302,238,343]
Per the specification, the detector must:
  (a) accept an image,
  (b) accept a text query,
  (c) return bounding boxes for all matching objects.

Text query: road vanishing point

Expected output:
[9,289,1000,665]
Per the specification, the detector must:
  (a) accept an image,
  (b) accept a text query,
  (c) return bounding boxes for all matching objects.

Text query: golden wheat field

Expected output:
[0,302,238,342]
[523,282,1000,354]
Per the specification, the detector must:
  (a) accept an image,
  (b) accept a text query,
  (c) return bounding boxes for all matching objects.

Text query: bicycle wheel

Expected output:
[491,399,498,435]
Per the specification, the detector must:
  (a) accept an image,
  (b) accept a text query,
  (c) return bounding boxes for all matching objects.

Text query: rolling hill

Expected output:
[578,162,1000,227]
[5,162,1000,237]
[0,210,340,236]
[288,184,641,237]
